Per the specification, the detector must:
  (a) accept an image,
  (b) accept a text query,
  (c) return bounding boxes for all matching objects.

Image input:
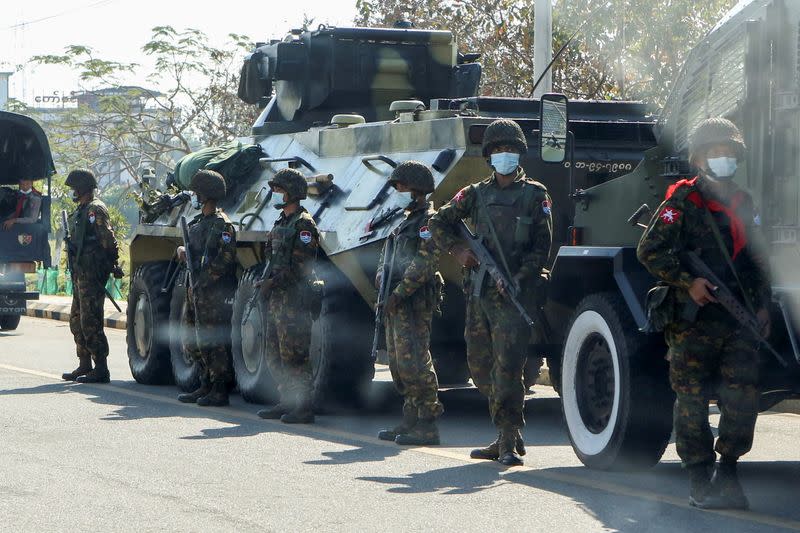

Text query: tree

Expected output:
[355,0,737,106]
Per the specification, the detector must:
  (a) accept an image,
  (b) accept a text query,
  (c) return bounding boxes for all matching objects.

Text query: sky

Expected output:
[1,0,359,105]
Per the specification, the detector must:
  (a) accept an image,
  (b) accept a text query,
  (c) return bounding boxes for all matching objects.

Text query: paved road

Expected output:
[1,317,799,532]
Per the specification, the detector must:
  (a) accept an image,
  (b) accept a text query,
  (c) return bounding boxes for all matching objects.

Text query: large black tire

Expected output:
[430,281,470,385]
[0,314,21,331]
[126,262,174,385]
[168,276,202,392]
[561,292,674,470]
[231,265,279,404]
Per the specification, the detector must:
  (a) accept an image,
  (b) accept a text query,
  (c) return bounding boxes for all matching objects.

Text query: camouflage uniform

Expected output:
[637,175,770,469]
[381,201,444,424]
[263,206,320,409]
[184,208,237,385]
[67,198,119,368]
[429,171,553,432]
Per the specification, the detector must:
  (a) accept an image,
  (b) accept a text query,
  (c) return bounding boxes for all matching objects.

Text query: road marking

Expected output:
[1,362,800,531]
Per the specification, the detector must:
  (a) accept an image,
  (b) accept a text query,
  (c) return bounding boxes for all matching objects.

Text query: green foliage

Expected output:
[355,0,737,106]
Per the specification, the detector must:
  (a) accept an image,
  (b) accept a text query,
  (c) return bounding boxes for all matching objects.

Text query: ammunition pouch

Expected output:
[641,283,673,333]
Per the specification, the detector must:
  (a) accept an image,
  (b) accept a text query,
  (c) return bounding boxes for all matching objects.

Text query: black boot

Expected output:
[257,404,289,419]
[498,429,524,466]
[196,381,229,407]
[378,411,418,441]
[395,419,440,445]
[76,357,110,384]
[177,376,210,404]
[688,463,722,509]
[470,433,500,460]
[62,357,92,381]
[281,402,315,424]
[710,459,749,510]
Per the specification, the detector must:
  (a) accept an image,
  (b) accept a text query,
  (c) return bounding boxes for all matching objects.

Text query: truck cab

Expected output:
[0,111,55,331]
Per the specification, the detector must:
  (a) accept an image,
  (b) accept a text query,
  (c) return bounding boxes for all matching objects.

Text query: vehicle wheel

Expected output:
[168,276,202,392]
[126,262,173,385]
[231,265,278,404]
[561,292,673,470]
[0,314,21,331]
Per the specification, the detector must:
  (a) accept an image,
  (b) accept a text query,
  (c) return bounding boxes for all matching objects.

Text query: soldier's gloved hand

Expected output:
[385,292,402,314]
[688,277,718,306]
[112,264,125,279]
[176,246,186,262]
[256,278,274,297]
[757,307,772,338]
[450,244,479,268]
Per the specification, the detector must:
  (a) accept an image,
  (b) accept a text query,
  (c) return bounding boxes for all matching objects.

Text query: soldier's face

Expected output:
[490,144,519,155]
[18,179,33,193]
[393,183,411,193]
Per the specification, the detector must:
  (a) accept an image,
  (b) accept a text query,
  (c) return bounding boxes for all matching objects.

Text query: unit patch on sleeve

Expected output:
[221,231,232,244]
[542,199,552,215]
[419,226,432,239]
[299,230,313,244]
[88,211,96,224]
[659,207,681,225]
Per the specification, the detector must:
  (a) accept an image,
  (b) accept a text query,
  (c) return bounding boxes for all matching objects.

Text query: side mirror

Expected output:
[540,93,569,164]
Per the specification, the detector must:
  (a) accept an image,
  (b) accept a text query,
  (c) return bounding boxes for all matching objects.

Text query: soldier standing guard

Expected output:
[62,169,121,384]
[428,119,553,466]
[176,170,237,407]
[637,118,771,510]
[375,161,444,446]
[256,168,321,424]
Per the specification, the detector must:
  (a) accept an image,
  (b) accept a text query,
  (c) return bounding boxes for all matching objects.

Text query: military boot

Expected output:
[62,357,92,381]
[710,459,749,510]
[395,419,440,446]
[177,376,210,404]
[470,433,500,460]
[257,403,289,419]
[378,411,418,441]
[280,402,315,424]
[688,463,722,509]
[498,429,524,467]
[196,381,229,407]
[76,357,110,384]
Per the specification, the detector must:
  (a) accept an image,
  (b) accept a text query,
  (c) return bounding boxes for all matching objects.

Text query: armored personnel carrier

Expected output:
[126,25,657,454]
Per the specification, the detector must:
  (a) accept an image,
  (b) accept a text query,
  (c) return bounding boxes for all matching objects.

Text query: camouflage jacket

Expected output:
[378,201,440,298]
[428,170,553,282]
[265,206,319,290]
[637,176,771,311]
[187,208,237,289]
[68,197,119,274]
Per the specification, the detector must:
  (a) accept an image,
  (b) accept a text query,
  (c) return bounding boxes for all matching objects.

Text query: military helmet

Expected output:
[482,119,527,157]
[268,168,308,201]
[190,169,227,201]
[388,160,435,194]
[65,168,98,194]
[689,117,746,162]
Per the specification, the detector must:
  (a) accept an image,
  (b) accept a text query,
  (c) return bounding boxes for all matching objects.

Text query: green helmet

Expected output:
[190,169,227,201]
[269,168,308,201]
[65,168,98,194]
[482,119,527,157]
[388,160,435,194]
[689,117,746,162]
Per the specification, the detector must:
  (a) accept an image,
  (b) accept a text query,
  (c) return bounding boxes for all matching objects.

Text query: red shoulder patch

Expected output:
[658,206,681,225]
[452,188,468,204]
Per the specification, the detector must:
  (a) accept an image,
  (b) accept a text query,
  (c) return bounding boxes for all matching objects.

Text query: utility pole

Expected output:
[0,70,13,110]
[533,0,553,99]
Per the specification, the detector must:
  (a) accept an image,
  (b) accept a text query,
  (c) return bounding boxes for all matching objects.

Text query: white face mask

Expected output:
[706,157,738,179]
[19,188,32,195]
[396,191,413,205]
[490,152,520,175]
[190,193,203,210]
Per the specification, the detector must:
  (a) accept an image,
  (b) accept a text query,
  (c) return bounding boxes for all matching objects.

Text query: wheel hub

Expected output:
[575,333,615,434]
[133,293,152,358]
[241,307,263,374]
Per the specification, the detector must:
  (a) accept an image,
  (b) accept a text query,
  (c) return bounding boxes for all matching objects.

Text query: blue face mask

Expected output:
[190,193,203,210]
[706,157,738,179]
[490,152,520,175]
[396,191,413,205]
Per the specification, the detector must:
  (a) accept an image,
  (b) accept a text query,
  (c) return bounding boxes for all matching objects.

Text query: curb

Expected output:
[26,301,127,330]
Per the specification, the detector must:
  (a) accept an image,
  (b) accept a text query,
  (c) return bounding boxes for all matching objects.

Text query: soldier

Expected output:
[637,118,771,510]
[428,119,553,466]
[61,169,121,384]
[2,176,42,229]
[256,168,320,424]
[375,161,444,446]
[176,170,238,407]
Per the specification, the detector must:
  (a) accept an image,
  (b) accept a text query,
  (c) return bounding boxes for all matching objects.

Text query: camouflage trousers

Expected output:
[265,286,313,407]
[69,271,109,362]
[385,286,444,421]
[665,317,759,468]
[185,288,233,384]
[465,284,530,430]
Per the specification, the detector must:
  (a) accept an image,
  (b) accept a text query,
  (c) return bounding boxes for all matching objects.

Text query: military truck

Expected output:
[0,111,54,331]
[126,25,656,409]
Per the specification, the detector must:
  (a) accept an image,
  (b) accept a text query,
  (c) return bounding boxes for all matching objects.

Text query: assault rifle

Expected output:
[682,250,788,368]
[241,261,272,325]
[459,220,535,327]
[61,209,122,313]
[371,236,396,362]
[179,215,200,318]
